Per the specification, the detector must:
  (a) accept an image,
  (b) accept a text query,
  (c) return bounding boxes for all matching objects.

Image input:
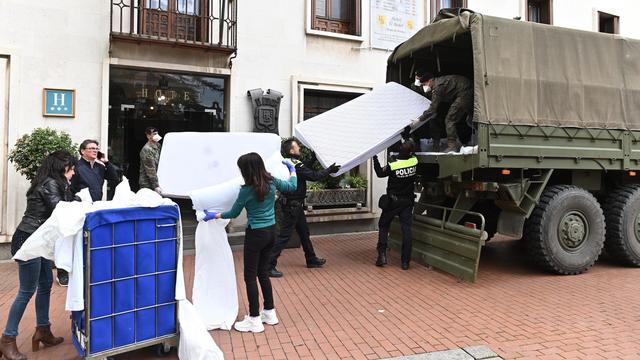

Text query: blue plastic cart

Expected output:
[71,205,181,359]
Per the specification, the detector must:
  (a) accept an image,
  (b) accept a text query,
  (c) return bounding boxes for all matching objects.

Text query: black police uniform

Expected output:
[374,154,418,267]
[269,159,335,270]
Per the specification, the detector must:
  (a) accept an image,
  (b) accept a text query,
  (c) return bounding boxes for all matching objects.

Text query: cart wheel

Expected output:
[155,343,172,357]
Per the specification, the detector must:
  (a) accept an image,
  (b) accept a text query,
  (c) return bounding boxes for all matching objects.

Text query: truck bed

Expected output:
[417,123,640,178]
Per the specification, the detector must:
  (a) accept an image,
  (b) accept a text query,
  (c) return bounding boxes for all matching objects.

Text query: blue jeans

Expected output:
[3,231,54,337]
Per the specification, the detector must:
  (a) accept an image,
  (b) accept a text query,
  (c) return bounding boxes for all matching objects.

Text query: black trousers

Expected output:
[270,202,317,268]
[378,202,414,264]
[244,225,275,317]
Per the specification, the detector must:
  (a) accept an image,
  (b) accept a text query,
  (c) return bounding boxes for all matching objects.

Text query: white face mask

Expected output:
[423,85,431,93]
[414,79,422,87]
[152,134,162,142]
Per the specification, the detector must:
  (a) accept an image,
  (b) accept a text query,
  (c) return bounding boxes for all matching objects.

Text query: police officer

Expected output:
[373,134,418,270]
[268,139,341,278]
[412,72,473,153]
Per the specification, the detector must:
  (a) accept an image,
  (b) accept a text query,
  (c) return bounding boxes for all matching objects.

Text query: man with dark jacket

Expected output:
[71,139,120,202]
[373,134,418,270]
[268,139,340,278]
[412,72,473,153]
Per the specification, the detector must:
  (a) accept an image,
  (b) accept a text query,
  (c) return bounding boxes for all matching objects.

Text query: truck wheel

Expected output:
[603,184,640,266]
[524,185,605,274]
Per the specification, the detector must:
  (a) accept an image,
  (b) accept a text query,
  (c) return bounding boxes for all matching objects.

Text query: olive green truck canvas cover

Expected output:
[387,10,640,131]
[385,11,640,282]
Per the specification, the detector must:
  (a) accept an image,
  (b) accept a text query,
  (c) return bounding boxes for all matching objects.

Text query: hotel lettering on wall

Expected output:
[247,88,284,134]
[43,88,76,117]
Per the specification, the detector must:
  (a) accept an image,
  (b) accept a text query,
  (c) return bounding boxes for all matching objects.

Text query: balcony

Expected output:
[110,0,237,52]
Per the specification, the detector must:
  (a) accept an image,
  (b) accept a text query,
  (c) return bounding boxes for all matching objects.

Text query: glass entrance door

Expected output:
[108,67,227,246]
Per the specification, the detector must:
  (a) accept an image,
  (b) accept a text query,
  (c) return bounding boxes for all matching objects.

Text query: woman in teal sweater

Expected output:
[205,152,297,333]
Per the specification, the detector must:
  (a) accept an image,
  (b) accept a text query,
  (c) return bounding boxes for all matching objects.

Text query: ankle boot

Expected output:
[0,334,26,360]
[375,249,387,267]
[444,138,459,153]
[32,324,63,351]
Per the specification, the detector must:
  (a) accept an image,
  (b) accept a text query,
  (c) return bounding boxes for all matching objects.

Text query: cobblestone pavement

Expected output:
[0,232,638,359]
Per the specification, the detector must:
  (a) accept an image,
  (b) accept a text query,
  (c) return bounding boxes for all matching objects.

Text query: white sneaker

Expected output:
[234,315,264,333]
[260,309,279,325]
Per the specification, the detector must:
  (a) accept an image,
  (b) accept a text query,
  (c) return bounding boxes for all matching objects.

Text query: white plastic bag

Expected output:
[178,300,224,360]
[192,219,238,330]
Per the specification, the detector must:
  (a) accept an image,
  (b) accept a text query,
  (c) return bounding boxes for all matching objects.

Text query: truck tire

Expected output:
[603,184,640,266]
[524,185,605,275]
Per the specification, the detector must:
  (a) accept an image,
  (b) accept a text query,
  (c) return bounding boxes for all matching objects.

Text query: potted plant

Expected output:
[307,174,368,208]
[8,127,77,181]
[281,137,368,209]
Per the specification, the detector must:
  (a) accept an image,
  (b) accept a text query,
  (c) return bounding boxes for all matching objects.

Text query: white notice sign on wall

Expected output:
[370,0,420,51]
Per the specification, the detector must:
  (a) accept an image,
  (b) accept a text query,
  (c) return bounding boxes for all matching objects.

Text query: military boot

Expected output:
[444,138,460,153]
[375,249,387,267]
[0,334,26,360]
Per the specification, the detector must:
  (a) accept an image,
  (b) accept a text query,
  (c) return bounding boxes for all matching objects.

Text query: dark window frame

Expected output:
[598,11,620,34]
[311,0,362,36]
[431,0,467,22]
[526,0,553,25]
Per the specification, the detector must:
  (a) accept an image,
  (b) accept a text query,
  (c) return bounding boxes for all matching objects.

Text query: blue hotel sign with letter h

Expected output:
[43,88,75,117]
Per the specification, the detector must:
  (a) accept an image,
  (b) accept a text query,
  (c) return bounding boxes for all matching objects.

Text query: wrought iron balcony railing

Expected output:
[110,0,237,51]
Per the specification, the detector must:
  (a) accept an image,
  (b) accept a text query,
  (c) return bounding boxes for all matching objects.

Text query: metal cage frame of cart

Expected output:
[72,207,182,360]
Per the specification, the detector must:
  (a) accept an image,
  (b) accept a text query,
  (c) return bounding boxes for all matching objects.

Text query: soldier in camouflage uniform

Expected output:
[139,127,162,193]
[412,72,473,153]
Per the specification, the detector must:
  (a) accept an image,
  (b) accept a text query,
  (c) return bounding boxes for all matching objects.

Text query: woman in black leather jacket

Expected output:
[0,150,76,360]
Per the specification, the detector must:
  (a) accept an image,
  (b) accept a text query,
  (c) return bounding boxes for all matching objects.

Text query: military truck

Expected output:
[387,9,640,282]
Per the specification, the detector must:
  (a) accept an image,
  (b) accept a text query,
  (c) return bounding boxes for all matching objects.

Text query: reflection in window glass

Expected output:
[331,0,349,20]
[146,0,169,10]
[439,0,464,8]
[315,0,326,17]
[177,0,200,15]
[528,3,541,23]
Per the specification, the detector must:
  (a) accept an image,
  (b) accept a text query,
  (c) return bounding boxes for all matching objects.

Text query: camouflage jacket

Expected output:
[419,74,473,122]
[139,142,161,189]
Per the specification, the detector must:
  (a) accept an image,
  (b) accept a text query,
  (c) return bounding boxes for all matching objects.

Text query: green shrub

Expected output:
[345,174,367,189]
[8,128,77,181]
[307,182,325,191]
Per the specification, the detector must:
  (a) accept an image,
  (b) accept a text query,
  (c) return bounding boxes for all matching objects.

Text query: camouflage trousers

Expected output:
[443,94,473,140]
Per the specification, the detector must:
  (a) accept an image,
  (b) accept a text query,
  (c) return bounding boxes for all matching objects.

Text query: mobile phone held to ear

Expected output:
[97,151,105,160]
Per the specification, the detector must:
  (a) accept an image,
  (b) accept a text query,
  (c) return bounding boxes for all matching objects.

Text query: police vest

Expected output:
[389,157,418,178]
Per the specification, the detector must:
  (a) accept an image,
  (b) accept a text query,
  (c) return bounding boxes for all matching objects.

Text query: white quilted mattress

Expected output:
[294,82,430,176]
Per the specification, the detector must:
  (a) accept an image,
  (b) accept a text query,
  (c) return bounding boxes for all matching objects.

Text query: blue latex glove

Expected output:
[282,160,296,173]
[203,210,219,221]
